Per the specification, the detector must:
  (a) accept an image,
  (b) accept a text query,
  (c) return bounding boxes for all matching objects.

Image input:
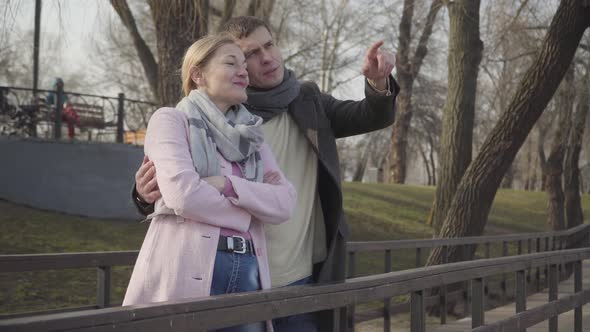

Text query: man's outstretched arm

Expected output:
[323,41,399,138]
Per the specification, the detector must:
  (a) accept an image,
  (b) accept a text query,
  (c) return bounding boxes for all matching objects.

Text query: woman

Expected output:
[123,34,296,332]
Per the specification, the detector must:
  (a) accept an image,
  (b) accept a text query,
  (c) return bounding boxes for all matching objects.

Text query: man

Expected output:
[133,16,399,331]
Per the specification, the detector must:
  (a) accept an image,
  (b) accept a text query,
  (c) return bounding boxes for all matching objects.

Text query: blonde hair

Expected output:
[181,33,237,96]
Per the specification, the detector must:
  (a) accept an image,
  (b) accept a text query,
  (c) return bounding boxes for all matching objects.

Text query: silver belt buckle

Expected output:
[228,236,247,254]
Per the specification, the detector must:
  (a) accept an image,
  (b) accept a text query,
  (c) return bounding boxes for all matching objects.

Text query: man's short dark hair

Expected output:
[221,16,272,40]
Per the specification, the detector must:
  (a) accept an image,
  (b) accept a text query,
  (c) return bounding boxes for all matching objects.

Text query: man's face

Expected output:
[236,27,284,90]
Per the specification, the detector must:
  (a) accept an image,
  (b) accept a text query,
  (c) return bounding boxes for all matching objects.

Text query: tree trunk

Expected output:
[426,0,590,267]
[544,67,574,231]
[429,135,436,185]
[352,134,374,182]
[537,125,549,190]
[247,0,275,23]
[388,0,443,184]
[529,150,538,191]
[524,138,533,190]
[149,0,209,106]
[112,0,211,106]
[111,0,159,100]
[501,164,514,189]
[428,0,483,234]
[390,93,412,183]
[564,76,589,228]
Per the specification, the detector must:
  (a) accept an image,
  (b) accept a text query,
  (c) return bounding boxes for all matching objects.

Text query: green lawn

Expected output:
[1,183,589,315]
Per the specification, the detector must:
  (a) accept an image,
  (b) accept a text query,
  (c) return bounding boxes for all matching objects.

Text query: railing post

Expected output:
[516,270,526,332]
[574,260,582,332]
[463,245,471,316]
[527,238,532,283]
[548,264,558,332]
[536,237,541,292]
[97,265,111,308]
[501,241,508,303]
[472,277,484,328]
[545,238,550,288]
[117,93,125,143]
[415,247,421,267]
[347,251,356,332]
[383,249,392,332]
[559,237,564,275]
[54,84,63,139]
[440,245,448,325]
[411,290,425,332]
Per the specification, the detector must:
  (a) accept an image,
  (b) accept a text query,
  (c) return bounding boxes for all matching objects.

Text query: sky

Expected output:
[2,0,116,89]
[1,0,374,100]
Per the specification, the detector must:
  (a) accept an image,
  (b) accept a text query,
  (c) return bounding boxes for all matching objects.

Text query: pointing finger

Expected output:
[366,41,384,60]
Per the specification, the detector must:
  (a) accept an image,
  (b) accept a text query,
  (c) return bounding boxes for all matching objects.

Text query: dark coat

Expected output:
[287,77,399,284]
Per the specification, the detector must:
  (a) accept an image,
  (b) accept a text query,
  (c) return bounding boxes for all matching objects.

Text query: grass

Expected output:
[0,203,148,314]
[1,182,589,315]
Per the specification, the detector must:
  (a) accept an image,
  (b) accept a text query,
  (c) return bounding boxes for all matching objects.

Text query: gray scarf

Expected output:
[146,90,264,222]
[177,89,264,182]
[245,68,301,122]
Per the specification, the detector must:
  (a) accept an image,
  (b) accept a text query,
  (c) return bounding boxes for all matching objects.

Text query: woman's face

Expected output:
[196,43,249,112]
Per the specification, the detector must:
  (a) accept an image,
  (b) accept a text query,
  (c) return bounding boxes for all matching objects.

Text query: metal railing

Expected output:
[0,85,156,142]
[1,247,589,332]
[1,224,588,329]
[345,223,590,330]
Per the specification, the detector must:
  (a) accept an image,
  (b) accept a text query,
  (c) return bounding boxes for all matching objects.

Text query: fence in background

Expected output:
[0,85,156,143]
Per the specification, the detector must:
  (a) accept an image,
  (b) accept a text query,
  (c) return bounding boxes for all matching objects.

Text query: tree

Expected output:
[388,0,444,183]
[564,58,589,229]
[277,0,383,94]
[111,0,208,106]
[428,0,483,234]
[110,0,274,106]
[543,67,574,231]
[426,0,590,266]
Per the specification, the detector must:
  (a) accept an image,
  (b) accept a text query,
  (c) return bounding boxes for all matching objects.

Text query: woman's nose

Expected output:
[237,65,248,77]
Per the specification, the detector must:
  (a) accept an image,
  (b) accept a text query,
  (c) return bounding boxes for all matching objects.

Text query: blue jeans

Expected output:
[210,251,265,332]
[272,276,319,332]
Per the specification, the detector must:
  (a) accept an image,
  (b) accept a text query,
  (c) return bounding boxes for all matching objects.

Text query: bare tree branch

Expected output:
[110,0,159,100]
[217,0,237,32]
[410,0,443,79]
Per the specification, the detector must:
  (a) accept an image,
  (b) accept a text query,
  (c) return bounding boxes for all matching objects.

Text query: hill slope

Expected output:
[1,183,588,314]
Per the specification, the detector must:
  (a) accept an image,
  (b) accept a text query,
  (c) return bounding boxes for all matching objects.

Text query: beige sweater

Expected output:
[262,112,327,287]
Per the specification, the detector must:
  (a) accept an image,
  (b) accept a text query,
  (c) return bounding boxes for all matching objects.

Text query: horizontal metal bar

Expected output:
[0,251,138,272]
[346,224,589,252]
[472,289,590,332]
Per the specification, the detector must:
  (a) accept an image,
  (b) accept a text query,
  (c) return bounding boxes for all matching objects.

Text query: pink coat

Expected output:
[123,108,296,330]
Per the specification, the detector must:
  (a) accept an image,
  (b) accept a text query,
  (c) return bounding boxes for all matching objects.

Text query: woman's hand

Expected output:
[263,171,282,185]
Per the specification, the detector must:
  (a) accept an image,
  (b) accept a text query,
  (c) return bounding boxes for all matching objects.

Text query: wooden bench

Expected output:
[16,101,107,129]
[69,102,106,129]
